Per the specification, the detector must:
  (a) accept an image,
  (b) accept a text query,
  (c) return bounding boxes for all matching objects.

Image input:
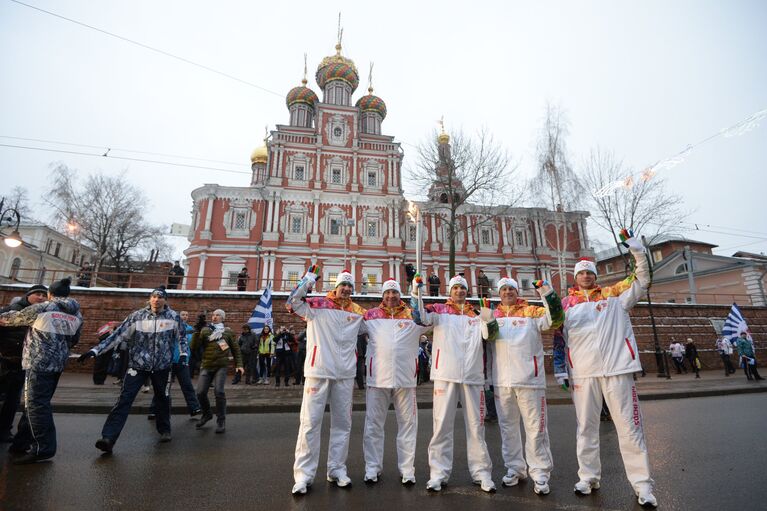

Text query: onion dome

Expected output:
[438,126,450,144]
[316,43,359,91]
[286,78,319,109]
[355,87,387,119]
[250,142,268,164]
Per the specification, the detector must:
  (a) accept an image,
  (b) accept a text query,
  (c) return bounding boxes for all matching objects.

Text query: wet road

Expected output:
[1,393,765,511]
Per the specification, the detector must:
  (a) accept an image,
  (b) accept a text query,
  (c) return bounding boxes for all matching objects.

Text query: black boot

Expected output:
[196,411,214,428]
[214,396,226,433]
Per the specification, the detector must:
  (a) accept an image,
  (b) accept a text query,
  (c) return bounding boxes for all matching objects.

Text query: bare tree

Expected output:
[407,127,519,275]
[5,186,33,221]
[581,147,688,272]
[44,164,167,284]
[531,102,584,294]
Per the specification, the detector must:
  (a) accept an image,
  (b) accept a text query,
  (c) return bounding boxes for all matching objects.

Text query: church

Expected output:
[183,39,593,296]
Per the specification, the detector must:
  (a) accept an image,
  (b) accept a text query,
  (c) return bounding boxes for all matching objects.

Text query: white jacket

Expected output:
[716,338,733,355]
[363,303,430,388]
[561,248,650,379]
[488,292,562,389]
[287,290,365,380]
[417,301,485,385]
[669,342,686,358]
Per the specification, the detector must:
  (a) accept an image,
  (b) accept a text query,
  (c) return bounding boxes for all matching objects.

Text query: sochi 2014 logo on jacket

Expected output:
[595,301,608,312]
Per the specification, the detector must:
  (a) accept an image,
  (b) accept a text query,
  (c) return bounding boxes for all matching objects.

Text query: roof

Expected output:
[596,234,718,262]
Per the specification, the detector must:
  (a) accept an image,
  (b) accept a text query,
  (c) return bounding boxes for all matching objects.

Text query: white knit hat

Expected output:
[448,275,468,290]
[213,308,226,320]
[335,270,354,289]
[573,258,598,277]
[497,277,519,292]
[381,279,401,294]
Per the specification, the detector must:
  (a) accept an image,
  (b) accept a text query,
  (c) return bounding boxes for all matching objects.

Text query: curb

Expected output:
[51,384,767,415]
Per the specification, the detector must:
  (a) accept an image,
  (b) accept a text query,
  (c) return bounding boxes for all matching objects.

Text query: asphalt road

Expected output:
[1,393,765,511]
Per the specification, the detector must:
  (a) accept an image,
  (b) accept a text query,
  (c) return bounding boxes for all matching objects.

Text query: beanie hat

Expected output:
[573,258,598,277]
[25,284,48,297]
[448,275,468,290]
[150,285,168,299]
[335,270,354,289]
[213,309,226,320]
[49,277,71,297]
[497,277,519,292]
[381,279,401,294]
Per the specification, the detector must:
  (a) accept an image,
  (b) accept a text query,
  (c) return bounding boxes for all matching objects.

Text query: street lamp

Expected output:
[342,217,355,268]
[0,197,22,248]
[642,235,670,379]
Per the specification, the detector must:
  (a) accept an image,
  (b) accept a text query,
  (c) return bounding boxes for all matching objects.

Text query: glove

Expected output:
[479,298,493,322]
[556,374,570,390]
[302,264,320,284]
[78,350,96,364]
[532,279,552,296]
[411,273,425,297]
[619,228,644,251]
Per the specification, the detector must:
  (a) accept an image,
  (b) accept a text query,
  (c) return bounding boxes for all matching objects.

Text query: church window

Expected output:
[290,215,303,234]
[331,168,342,184]
[234,212,247,230]
[409,225,417,242]
[367,171,376,187]
[295,165,305,181]
[367,220,377,237]
[480,228,491,245]
[333,127,342,137]
[330,218,342,235]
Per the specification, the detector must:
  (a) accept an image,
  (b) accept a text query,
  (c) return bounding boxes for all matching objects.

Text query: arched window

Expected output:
[674,263,689,275]
[9,257,21,280]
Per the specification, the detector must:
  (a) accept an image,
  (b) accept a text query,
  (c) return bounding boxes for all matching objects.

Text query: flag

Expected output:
[248,284,273,334]
[722,303,751,344]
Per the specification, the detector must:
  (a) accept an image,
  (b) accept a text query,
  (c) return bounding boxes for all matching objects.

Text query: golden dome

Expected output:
[438,131,450,144]
[250,143,268,164]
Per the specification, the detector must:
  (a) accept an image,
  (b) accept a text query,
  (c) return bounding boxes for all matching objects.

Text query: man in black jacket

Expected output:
[0,285,48,443]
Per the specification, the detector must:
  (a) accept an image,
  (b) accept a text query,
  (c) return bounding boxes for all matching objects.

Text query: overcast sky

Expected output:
[2,0,766,259]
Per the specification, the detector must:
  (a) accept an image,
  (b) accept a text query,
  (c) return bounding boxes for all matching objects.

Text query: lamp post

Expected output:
[343,217,355,268]
[642,236,670,379]
[0,197,22,248]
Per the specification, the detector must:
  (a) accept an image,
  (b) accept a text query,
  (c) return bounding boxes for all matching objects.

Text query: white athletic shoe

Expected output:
[363,472,379,484]
[327,473,352,488]
[401,475,416,485]
[291,481,308,495]
[502,471,525,487]
[533,480,550,495]
[426,479,444,492]
[637,490,658,508]
[474,479,496,493]
[574,479,600,495]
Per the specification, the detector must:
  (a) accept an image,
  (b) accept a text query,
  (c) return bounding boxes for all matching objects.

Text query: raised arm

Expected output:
[286,265,320,319]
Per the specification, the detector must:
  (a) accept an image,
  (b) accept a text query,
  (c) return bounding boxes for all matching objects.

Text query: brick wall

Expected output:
[1,285,764,374]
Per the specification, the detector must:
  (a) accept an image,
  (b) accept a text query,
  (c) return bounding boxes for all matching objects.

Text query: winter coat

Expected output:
[257,334,275,356]
[363,301,430,389]
[0,297,83,372]
[736,338,755,359]
[238,332,257,355]
[93,304,185,372]
[669,342,685,358]
[487,290,563,389]
[191,325,243,370]
[0,296,34,365]
[287,289,366,380]
[556,247,649,379]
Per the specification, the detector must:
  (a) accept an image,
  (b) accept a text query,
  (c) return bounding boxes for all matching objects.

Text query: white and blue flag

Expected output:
[248,284,273,334]
[722,303,751,344]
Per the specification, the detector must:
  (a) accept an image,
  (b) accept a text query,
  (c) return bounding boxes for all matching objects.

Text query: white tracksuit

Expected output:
[288,287,366,485]
[419,301,493,484]
[362,304,429,479]
[559,247,654,493]
[487,292,561,483]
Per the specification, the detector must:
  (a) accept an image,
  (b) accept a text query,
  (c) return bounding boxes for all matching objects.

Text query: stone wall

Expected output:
[1,285,764,374]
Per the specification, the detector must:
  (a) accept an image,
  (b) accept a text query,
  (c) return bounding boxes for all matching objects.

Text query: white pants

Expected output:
[495,386,553,482]
[428,380,493,483]
[363,386,418,478]
[571,373,654,492]
[293,377,354,484]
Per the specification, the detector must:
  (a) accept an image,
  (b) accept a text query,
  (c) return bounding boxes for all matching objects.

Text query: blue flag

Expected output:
[248,284,273,334]
[722,303,751,344]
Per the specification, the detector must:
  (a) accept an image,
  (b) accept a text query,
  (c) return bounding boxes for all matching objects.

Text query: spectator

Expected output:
[0,284,48,443]
[356,332,368,390]
[669,339,687,374]
[736,331,764,381]
[167,261,184,290]
[236,267,249,292]
[273,326,295,387]
[428,272,440,297]
[191,309,244,433]
[294,329,307,385]
[80,286,183,453]
[189,312,207,377]
[417,335,431,384]
[76,262,92,287]
[238,324,258,385]
[685,338,701,379]
[257,325,275,385]
[0,278,82,464]
[477,270,491,298]
[716,336,736,376]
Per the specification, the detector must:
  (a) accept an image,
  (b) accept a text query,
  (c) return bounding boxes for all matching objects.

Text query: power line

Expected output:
[8,0,284,97]
[0,135,245,167]
[0,143,251,175]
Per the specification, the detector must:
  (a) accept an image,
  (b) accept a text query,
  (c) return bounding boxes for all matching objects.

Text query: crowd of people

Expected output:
[0,228,764,509]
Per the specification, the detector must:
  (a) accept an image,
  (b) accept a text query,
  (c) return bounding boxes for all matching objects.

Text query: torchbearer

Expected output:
[486,276,564,495]
[413,274,497,493]
[362,279,430,485]
[556,229,658,508]
[288,266,367,495]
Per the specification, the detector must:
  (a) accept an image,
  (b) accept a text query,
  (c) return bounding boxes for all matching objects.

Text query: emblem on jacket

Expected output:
[595,301,608,312]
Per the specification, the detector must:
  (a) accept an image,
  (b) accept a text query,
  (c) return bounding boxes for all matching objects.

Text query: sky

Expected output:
[1,0,766,259]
